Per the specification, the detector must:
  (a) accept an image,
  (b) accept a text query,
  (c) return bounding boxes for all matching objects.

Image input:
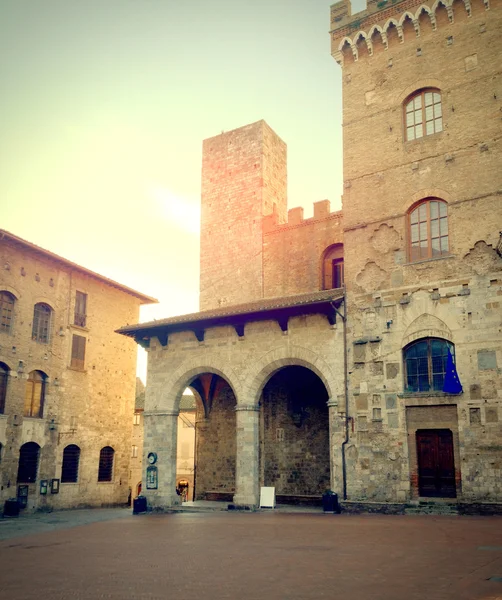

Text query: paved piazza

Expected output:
[1,509,502,600]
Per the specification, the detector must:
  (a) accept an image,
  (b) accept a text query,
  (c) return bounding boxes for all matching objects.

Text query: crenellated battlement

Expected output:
[263,200,343,234]
[330,0,491,65]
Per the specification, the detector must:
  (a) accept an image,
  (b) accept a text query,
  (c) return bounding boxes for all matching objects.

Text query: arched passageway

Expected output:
[260,366,330,500]
[189,373,236,500]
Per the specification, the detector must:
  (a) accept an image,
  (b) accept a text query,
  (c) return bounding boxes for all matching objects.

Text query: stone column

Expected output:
[233,403,260,508]
[143,409,179,509]
[328,397,345,495]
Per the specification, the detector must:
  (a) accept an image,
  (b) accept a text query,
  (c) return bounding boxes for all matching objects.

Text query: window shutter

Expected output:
[71,334,86,369]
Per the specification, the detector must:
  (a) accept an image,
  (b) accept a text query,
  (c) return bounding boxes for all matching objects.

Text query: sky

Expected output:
[0,0,365,380]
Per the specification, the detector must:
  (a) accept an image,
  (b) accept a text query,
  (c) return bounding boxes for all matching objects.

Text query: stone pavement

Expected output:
[1,508,502,600]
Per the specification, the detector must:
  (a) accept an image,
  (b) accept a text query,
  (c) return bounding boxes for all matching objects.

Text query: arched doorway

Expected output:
[260,366,330,502]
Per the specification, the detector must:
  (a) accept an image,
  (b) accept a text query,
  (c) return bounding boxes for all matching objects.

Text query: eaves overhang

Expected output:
[116,289,345,349]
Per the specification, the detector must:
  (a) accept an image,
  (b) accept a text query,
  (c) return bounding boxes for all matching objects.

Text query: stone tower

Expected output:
[199,120,287,311]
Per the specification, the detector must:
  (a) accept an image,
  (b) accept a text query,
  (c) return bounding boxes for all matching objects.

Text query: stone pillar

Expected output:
[143,410,179,509]
[328,397,345,495]
[233,403,260,508]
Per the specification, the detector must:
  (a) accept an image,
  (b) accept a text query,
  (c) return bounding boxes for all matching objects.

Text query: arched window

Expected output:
[322,244,344,290]
[17,442,40,483]
[24,370,47,418]
[404,89,442,141]
[0,291,15,334]
[61,444,80,483]
[98,446,114,482]
[403,338,454,392]
[408,199,449,262]
[32,303,52,344]
[0,362,9,414]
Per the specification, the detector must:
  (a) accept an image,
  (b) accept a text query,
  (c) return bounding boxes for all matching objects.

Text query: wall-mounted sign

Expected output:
[51,479,60,494]
[146,465,158,489]
[40,480,48,495]
[18,485,29,508]
[147,452,158,465]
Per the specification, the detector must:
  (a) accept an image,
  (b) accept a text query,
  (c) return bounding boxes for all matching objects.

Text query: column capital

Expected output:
[234,403,260,412]
[327,398,339,409]
[144,409,180,417]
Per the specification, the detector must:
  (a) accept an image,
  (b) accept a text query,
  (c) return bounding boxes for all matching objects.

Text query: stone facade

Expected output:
[0,230,155,512]
[120,0,502,510]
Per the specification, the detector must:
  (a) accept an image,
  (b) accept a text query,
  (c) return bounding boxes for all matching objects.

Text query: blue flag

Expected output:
[443,348,463,394]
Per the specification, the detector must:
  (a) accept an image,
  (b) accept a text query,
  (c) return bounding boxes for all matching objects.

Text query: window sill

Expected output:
[97,481,115,484]
[67,366,87,373]
[404,130,444,146]
[70,324,89,332]
[404,254,454,267]
[22,415,45,420]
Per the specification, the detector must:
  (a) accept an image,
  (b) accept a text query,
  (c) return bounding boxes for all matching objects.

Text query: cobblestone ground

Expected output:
[1,510,502,600]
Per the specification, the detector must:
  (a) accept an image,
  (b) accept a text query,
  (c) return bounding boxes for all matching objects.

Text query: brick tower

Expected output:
[199,120,287,311]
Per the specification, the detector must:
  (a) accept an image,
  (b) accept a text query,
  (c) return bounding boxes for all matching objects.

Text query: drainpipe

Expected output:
[331,295,349,501]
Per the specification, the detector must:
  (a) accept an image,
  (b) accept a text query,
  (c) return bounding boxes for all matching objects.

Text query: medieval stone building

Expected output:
[0,230,155,512]
[119,0,502,511]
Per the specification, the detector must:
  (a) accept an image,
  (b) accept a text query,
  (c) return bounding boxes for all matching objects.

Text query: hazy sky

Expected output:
[0,0,364,379]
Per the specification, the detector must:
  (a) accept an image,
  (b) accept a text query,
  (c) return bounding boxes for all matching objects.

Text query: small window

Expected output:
[408,199,449,262]
[61,444,80,483]
[404,89,443,141]
[133,413,141,426]
[0,362,9,414]
[131,445,138,458]
[404,338,453,393]
[32,303,52,344]
[17,442,40,483]
[98,446,114,482]
[322,244,344,290]
[70,334,86,370]
[0,291,15,334]
[24,370,46,418]
[74,291,87,327]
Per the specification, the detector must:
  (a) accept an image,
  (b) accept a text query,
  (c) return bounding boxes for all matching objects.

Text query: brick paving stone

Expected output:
[1,511,502,600]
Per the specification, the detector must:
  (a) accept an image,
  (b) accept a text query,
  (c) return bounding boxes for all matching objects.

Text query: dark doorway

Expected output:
[416,429,456,498]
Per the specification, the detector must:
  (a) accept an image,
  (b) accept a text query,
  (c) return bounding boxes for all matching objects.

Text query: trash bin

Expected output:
[133,495,147,514]
[3,498,20,517]
[322,490,340,513]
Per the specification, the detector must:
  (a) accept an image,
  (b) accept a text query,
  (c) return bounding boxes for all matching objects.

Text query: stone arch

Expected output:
[401,188,453,214]
[339,38,357,63]
[354,31,372,57]
[452,0,470,20]
[244,345,339,407]
[417,5,436,33]
[399,12,420,38]
[396,79,443,105]
[383,19,403,47]
[433,0,453,26]
[369,25,388,53]
[402,313,453,347]
[148,358,241,413]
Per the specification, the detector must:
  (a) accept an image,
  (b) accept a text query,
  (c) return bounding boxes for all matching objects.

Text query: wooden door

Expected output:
[416,429,456,498]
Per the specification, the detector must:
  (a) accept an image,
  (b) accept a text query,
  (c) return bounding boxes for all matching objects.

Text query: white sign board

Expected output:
[259,486,276,509]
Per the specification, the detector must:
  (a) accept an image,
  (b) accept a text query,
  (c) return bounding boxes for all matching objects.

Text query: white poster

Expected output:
[259,486,276,508]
